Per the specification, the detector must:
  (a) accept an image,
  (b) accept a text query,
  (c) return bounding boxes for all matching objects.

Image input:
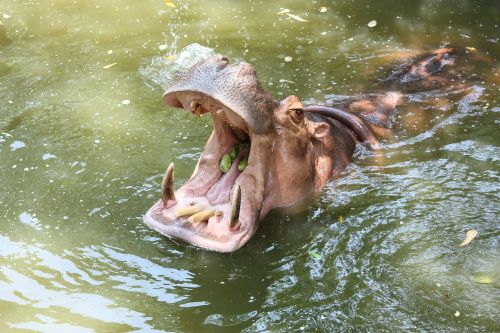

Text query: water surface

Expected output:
[0,0,499,332]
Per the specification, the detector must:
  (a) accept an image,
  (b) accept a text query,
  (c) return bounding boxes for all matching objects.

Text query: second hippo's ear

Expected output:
[310,121,330,140]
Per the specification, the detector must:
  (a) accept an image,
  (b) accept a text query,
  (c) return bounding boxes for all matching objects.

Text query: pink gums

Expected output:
[206,151,246,205]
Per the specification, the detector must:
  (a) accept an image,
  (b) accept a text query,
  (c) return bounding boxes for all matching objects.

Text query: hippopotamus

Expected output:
[144,48,458,252]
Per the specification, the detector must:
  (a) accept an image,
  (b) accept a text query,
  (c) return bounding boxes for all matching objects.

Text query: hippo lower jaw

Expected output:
[144,93,265,252]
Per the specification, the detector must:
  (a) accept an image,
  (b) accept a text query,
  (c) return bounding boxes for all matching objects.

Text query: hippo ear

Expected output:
[310,121,330,140]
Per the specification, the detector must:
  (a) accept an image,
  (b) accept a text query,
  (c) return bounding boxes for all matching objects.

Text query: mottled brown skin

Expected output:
[144,48,458,252]
[383,47,457,92]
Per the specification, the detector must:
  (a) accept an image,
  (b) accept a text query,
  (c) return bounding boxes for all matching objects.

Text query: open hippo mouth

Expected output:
[144,56,275,252]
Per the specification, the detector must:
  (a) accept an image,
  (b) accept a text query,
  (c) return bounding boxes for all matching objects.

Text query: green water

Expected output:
[1,0,499,332]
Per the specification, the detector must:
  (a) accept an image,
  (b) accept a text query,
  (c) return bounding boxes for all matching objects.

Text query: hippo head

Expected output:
[144,56,345,252]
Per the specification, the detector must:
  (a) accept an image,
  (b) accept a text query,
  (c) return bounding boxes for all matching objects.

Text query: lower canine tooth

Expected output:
[188,210,215,224]
[161,163,176,206]
[230,183,241,229]
[175,205,202,218]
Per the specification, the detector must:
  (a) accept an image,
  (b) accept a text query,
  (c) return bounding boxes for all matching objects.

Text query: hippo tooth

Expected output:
[229,183,241,229]
[175,205,202,218]
[161,162,176,206]
[188,210,215,224]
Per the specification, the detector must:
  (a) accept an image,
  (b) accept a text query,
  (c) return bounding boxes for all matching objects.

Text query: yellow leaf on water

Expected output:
[276,8,290,15]
[103,62,117,69]
[473,274,495,284]
[164,1,176,8]
[459,229,478,246]
[309,251,321,260]
[466,46,477,52]
[338,216,344,223]
[286,13,309,22]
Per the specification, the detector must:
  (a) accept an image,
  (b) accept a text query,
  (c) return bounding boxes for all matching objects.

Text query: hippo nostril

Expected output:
[217,57,229,70]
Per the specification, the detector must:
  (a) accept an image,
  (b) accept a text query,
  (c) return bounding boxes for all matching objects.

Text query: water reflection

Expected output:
[0,235,196,331]
[0,0,499,332]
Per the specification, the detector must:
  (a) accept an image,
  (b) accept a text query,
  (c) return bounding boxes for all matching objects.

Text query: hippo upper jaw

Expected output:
[163,55,274,134]
[144,57,274,252]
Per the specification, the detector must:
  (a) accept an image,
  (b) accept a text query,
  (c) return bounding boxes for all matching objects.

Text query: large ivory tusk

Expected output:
[229,183,241,229]
[161,163,176,206]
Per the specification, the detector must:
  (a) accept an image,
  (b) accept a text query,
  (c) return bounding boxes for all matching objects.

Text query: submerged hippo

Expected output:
[144,48,458,252]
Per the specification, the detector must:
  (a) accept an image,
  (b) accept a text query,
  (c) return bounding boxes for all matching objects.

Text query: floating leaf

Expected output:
[320,7,328,13]
[284,56,293,62]
[103,62,117,69]
[164,0,176,8]
[466,46,477,52]
[338,216,344,223]
[367,20,377,28]
[459,229,478,246]
[276,8,290,15]
[286,13,309,22]
[309,251,321,260]
[473,274,495,284]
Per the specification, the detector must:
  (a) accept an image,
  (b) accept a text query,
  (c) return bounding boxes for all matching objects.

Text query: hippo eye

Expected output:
[289,108,304,124]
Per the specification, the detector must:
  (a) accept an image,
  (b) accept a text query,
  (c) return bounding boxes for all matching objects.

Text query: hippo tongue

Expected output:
[206,153,244,205]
